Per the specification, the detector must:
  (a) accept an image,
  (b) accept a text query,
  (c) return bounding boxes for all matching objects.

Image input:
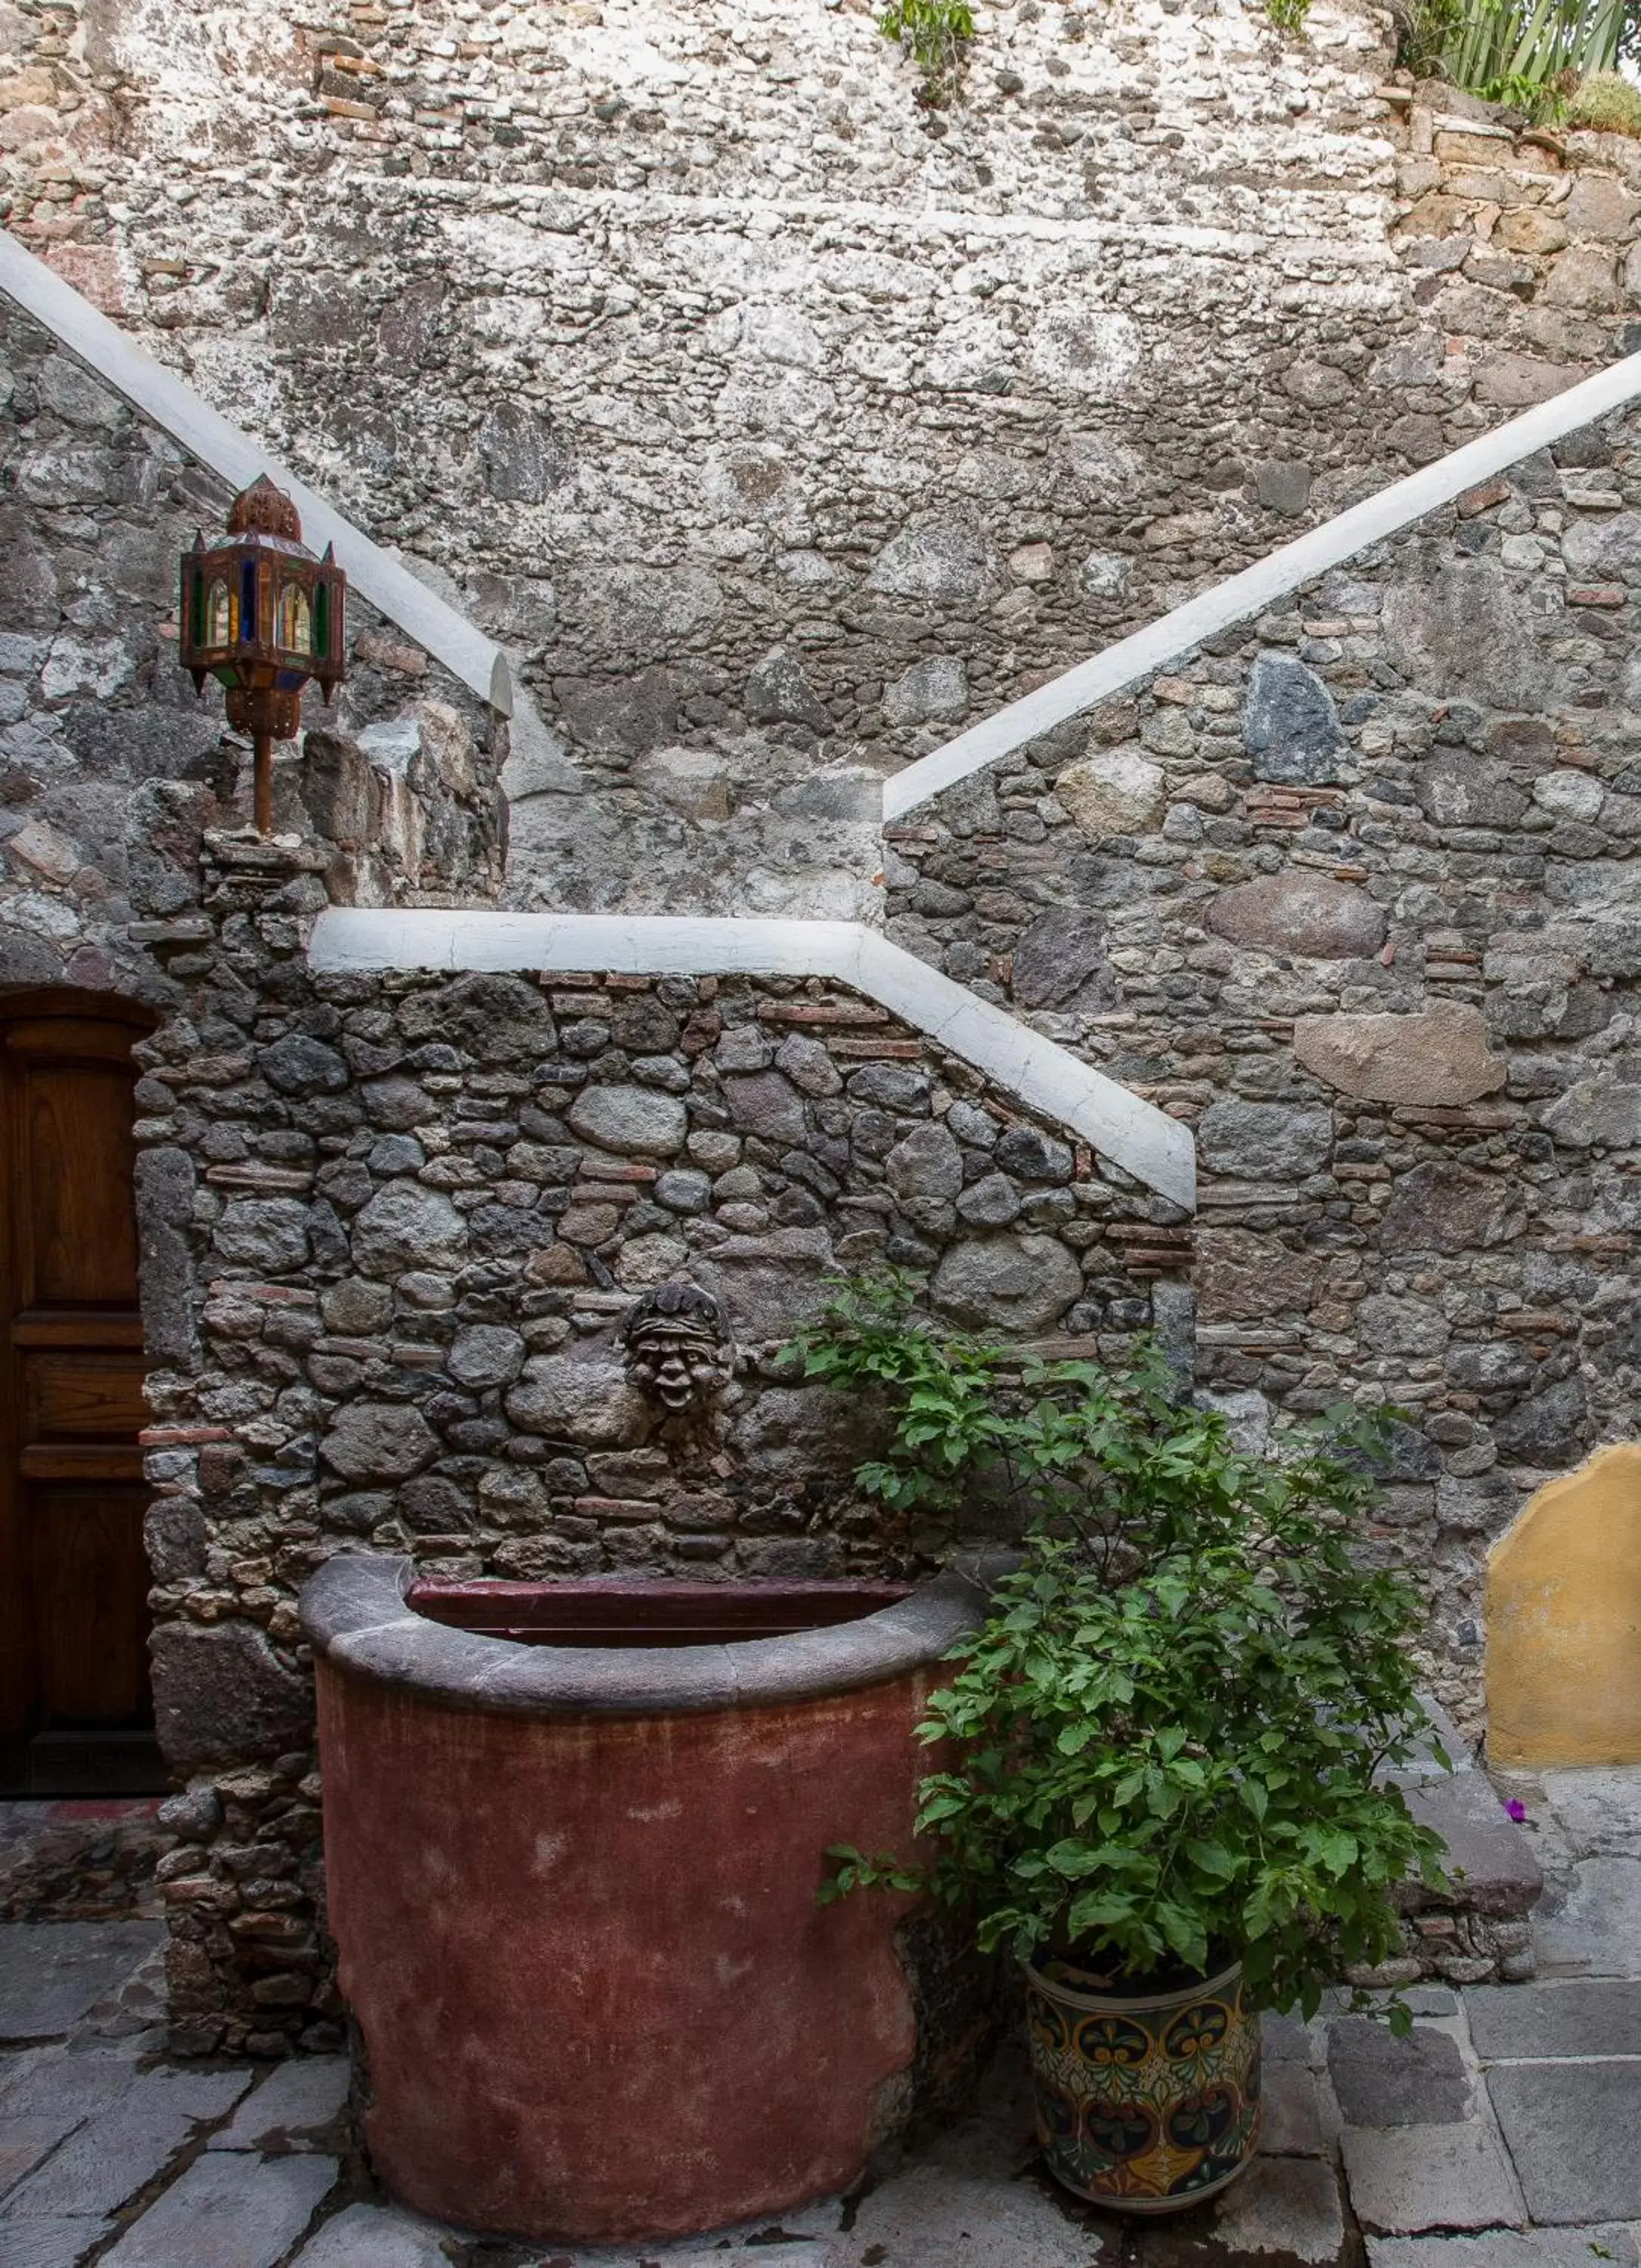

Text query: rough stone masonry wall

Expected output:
[135,841,1168,2053]
[0,0,1455,915]
[1387,84,1641,423]
[0,292,507,1015]
[8,2,1641,914]
[889,400,1641,1747]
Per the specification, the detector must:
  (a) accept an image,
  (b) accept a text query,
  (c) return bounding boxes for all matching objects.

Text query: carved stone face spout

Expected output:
[620,1280,734,1418]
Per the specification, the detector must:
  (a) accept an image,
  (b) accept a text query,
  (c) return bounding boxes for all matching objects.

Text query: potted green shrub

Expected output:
[801,1276,1448,2215]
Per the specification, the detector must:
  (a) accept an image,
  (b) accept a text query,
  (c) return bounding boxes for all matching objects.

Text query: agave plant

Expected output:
[1400,0,1634,116]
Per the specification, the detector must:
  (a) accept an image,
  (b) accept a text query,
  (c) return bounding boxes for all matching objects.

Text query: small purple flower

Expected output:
[1504,1799,1528,1823]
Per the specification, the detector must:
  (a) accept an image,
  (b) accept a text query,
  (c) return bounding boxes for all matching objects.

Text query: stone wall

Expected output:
[136,840,1169,2052]
[889,398,1641,1742]
[0,0,1425,912]
[1388,85,1641,420]
[0,293,507,1014]
[11,5,1641,917]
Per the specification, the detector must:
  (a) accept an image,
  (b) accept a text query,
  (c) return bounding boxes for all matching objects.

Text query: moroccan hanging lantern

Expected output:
[179,476,347,835]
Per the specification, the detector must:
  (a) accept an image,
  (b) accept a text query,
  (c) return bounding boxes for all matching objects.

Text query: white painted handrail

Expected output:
[309,907,1197,1213]
[0,230,513,717]
[886,349,1641,820]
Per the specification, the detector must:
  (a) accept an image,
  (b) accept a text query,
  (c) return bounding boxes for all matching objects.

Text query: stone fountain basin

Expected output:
[298,1551,994,2248]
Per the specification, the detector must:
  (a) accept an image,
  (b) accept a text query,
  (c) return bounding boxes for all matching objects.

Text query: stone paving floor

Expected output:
[0,1770,1637,2268]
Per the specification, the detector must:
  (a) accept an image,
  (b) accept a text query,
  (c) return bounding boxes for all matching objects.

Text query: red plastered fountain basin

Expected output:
[299,1554,994,2247]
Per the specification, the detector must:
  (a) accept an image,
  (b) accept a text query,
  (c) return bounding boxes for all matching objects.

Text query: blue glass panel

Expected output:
[240,559,256,642]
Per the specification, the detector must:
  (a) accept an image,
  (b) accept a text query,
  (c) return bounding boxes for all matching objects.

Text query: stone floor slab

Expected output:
[290,2202,460,2266]
[1259,2065,1340,2156]
[0,2049,136,2150]
[1341,2123,1527,2234]
[1530,1855,1641,1978]
[1210,2156,1345,2263]
[0,2134,57,2201]
[1327,2021,1472,2127]
[0,2065,250,2218]
[1487,2060,1641,2221]
[0,1924,164,2041]
[1369,2229,1641,2268]
[206,2056,350,2152]
[96,2150,337,2268]
[1262,2012,1319,2065]
[1537,1769,1641,1856]
[1467,1979,1641,2059]
[830,2168,1100,2265]
[0,2217,114,2266]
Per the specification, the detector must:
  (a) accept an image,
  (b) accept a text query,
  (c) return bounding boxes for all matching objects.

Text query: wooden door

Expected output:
[0,993,160,1794]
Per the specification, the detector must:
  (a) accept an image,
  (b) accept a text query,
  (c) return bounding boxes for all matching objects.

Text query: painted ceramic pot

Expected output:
[1024,1954,1261,2213]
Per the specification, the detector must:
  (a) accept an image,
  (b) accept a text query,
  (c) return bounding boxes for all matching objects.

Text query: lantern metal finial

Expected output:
[178,476,347,836]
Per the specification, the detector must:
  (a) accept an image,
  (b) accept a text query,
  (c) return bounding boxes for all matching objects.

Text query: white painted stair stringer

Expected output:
[0,228,513,718]
[886,348,1641,820]
[309,907,1197,1214]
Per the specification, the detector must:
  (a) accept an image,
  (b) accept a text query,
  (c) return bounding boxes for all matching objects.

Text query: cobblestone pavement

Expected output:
[0,1772,1636,2268]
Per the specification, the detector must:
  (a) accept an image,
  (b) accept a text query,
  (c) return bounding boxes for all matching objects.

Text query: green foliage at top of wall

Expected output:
[878,0,976,107]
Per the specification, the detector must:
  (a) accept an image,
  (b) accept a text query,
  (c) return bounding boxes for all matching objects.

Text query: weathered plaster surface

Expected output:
[1487,1442,1641,1768]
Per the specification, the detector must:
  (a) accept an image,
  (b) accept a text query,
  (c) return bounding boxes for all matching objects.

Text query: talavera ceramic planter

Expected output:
[1025,1954,1261,2211]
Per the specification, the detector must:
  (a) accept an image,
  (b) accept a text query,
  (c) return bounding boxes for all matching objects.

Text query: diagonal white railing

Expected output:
[0,230,514,718]
[885,349,1641,821]
[309,907,1199,1213]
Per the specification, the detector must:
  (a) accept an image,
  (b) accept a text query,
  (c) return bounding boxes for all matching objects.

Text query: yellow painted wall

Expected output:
[1487,1442,1641,1768]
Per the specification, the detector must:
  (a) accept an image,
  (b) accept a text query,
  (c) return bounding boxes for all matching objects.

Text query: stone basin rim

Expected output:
[299,1549,1003,1718]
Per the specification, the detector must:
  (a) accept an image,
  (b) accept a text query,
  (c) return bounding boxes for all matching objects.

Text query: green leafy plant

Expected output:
[878,0,976,107]
[802,1278,1448,2027]
[1267,0,1312,33]
[1394,0,1468,76]
[1478,65,1574,117]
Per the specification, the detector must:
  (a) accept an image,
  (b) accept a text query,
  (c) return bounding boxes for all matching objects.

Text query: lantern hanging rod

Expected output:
[0,229,513,720]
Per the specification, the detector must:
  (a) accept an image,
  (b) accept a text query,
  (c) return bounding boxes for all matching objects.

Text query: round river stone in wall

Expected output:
[1206,871,1385,959]
[1054,748,1165,841]
[1196,1101,1332,1182]
[1292,1001,1506,1107]
[1379,1160,1512,1254]
[352,1182,468,1278]
[1011,908,1114,1010]
[321,1402,440,1482]
[568,1083,689,1157]
[1541,1076,1641,1148]
[447,1325,528,1389]
[931,1234,1083,1333]
[1240,653,1345,785]
[506,1352,651,1448]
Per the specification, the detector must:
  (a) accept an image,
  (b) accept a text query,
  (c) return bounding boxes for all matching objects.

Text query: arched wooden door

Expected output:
[0,991,162,1794]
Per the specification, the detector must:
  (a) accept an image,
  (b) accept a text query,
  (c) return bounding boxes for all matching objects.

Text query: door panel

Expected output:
[0,994,161,1794]
[14,1056,141,1309]
[25,1353,149,1439]
[27,1484,153,1725]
